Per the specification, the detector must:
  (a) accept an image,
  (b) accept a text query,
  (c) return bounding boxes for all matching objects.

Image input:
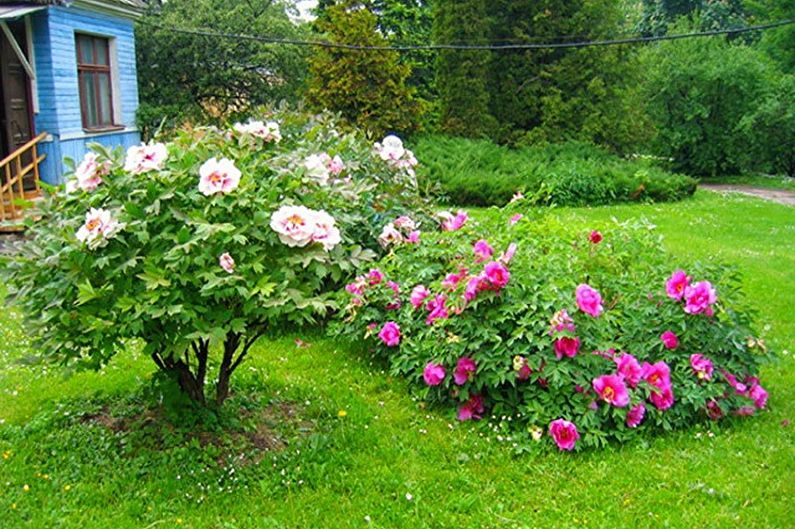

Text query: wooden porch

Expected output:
[0,131,45,230]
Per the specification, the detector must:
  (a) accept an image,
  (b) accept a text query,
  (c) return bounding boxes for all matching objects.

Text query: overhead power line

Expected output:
[142,17,795,52]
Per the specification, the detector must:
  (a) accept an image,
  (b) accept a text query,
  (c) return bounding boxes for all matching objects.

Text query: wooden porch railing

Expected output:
[0,132,47,225]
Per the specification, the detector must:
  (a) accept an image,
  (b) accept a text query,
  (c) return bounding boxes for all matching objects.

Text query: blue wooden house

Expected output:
[0,0,145,221]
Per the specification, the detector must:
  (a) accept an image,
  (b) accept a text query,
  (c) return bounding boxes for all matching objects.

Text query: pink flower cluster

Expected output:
[379,216,420,248]
[373,135,418,176]
[303,153,345,186]
[124,142,168,175]
[233,120,281,143]
[439,210,468,232]
[69,152,111,193]
[345,268,401,310]
[550,310,581,359]
[721,370,768,413]
[666,270,717,316]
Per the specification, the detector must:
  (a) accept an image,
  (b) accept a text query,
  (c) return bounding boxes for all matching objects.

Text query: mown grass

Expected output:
[700,174,795,192]
[1,191,793,528]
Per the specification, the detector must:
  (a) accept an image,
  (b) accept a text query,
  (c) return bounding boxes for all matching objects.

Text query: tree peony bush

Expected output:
[3,110,427,407]
[335,202,773,451]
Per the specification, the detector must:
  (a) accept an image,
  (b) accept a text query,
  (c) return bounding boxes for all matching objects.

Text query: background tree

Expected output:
[135,0,309,139]
[307,1,423,137]
[638,0,749,36]
[433,0,497,138]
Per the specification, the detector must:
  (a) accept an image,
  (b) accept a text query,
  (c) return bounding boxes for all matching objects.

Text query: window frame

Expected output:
[75,33,121,132]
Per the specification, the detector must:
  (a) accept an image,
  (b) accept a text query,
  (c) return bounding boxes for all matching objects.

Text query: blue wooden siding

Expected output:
[28,5,141,184]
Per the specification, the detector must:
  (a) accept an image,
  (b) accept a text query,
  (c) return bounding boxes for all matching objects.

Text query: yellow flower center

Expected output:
[287,214,305,226]
[602,386,615,400]
[85,218,102,231]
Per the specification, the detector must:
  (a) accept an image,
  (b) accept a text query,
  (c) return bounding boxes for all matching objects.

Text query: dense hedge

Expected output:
[414,136,697,207]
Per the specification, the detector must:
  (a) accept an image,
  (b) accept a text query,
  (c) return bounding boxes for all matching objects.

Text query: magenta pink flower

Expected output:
[367,269,384,285]
[665,269,690,300]
[483,261,510,290]
[453,357,477,385]
[683,281,717,315]
[615,353,642,388]
[509,214,523,225]
[575,284,603,317]
[406,230,421,244]
[748,383,768,409]
[626,403,646,428]
[464,274,486,302]
[442,268,469,290]
[219,252,235,274]
[706,399,723,420]
[689,354,714,381]
[554,336,581,359]
[425,295,449,325]
[410,285,430,309]
[378,322,401,347]
[735,406,756,416]
[473,240,494,262]
[514,356,532,380]
[457,394,484,421]
[423,362,446,386]
[499,242,518,264]
[589,230,603,244]
[593,374,630,407]
[660,330,679,350]
[440,210,468,232]
[548,419,579,451]
[394,215,415,230]
[642,361,675,410]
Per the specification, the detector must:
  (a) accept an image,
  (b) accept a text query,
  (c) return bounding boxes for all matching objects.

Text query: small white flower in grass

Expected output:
[405,492,413,501]
[76,207,122,249]
[124,142,168,174]
[198,157,241,196]
[219,253,235,274]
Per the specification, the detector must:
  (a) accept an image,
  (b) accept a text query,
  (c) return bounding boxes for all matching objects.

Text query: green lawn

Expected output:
[699,174,795,192]
[1,190,793,528]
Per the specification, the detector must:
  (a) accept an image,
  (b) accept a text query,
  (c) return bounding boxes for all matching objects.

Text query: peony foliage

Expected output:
[3,110,425,407]
[336,201,773,451]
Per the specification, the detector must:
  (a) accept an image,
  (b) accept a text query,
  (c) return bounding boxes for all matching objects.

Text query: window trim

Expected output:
[75,33,122,132]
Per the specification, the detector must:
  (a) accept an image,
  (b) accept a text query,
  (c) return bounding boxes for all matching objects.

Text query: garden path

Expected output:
[701,184,795,206]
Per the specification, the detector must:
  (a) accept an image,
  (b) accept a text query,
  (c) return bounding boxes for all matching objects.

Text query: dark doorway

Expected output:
[0,19,34,181]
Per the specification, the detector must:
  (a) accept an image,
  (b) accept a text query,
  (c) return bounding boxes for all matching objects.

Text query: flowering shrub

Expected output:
[2,110,428,407]
[335,202,773,450]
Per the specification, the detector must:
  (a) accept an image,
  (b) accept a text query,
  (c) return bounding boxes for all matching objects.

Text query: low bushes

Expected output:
[335,201,772,451]
[414,135,697,207]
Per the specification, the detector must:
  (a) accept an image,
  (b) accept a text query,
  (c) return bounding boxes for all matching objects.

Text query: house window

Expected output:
[75,34,116,131]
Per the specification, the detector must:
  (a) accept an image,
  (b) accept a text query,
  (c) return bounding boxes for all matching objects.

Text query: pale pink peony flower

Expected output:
[423,362,446,386]
[453,357,477,385]
[328,155,345,175]
[473,240,493,262]
[219,252,235,274]
[626,403,646,428]
[509,192,524,203]
[410,285,430,309]
[575,284,603,317]
[124,142,168,174]
[548,419,579,451]
[457,394,484,421]
[376,135,406,162]
[270,205,316,247]
[483,261,510,290]
[689,354,714,381]
[378,322,401,347]
[76,207,121,249]
[74,152,111,192]
[665,270,690,301]
[378,223,403,248]
[309,209,341,251]
[439,210,468,232]
[593,374,630,407]
[615,353,642,388]
[554,336,580,359]
[660,330,679,350]
[198,157,241,196]
[683,281,717,315]
[233,120,281,142]
[304,153,332,185]
[394,215,416,231]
